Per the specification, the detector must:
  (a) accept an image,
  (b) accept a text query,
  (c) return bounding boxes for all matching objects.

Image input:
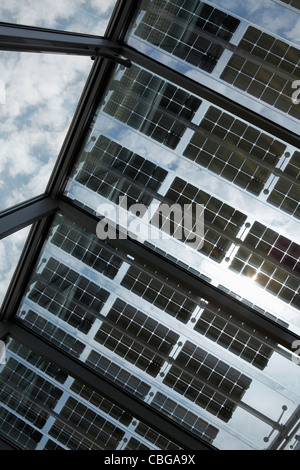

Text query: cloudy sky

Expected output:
[0,0,117,306]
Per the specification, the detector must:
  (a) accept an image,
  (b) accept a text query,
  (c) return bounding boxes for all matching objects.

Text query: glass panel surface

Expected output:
[65,60,300,334]
[0,0,118,35]
[0,225,31,309]
[126,0,300,133]
[15,213,300,450]
[0,337,181,450]
[0,52,91,212]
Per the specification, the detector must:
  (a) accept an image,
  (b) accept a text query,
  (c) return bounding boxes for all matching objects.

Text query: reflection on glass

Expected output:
[14,214,300,450]
[0,225,31,309]
[0,52,91,212]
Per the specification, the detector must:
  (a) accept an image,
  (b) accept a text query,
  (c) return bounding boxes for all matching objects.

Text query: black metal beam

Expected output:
[0,22,130,66]
[0,195,58,239]
[121,45,300,150]
[57,197,300,353]
[6,321,215,451]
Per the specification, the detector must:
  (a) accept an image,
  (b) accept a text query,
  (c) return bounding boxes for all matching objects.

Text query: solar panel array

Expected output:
[0,339,185,450]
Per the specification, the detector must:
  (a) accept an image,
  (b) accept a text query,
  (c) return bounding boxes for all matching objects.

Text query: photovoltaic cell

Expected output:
[221,26,300,120]
[134,0,240,72]
[75,135,168,207]
[267,151,300,219]
[163,341,251,422]
[155,177,246,261]
[94,298,179,377]
[103,65,201,149]
[121,265,197,323]
[230,221,300,308]
[183,106,286,195]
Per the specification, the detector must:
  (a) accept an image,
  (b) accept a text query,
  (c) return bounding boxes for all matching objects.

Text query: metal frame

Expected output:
[0,0,299,451]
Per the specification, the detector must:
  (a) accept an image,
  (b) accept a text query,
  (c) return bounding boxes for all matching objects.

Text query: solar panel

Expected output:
[134,0,240,73]
[194,304,275,370]
[51,219,124,279]
[184,105,286,195]
[103,65,201,149]
[154,176,246,261]
[94,298,179,378]
[121,265,197,323]
[151,391,219,443]
[221,26,300,120]
[267,151,300,219]
[230,221,300,308]
[163,340,251,422]
[75,135,168,207]
[27,257,109,334]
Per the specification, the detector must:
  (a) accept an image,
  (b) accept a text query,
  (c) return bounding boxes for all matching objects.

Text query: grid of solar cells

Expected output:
[125,438,150,450]
[151,391,219,443]
[0,357,63,410]
[0,408,42,450]
[183,106,286,195]
[194,305,274,370]
[163,341,251,422]
[70,380,133,427]
[267,151,300,219]
[279,0,300,9]
[134,0,240,72]
[48,420,100,450]
[103,65,201,149]
[134,422,181,450]
[75,135,168,207]
[0,380,48,430]
[94,298,179,377]
[27,257,109,334]
[230,221,300,308]
[19,309,85,358]
[86,350,151,400]
[58,397,125,450]
[51,219,123,279]
[121,265,197,323]
[221,26,300,120]
[157,177,246,261]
